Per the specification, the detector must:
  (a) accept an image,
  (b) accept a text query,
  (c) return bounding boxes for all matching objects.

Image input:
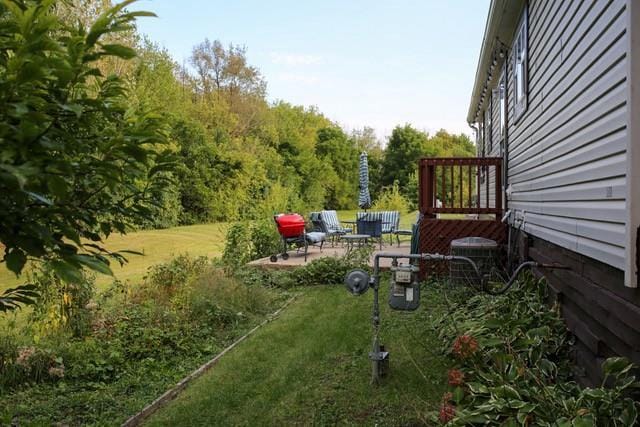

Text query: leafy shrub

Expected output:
[432,274,639,425]
[144,254,210,289]
[222,222,253,271]
[372,181,411,214]
[2,254,284,398]
[222,220,281,271]
[0,338,65,389]
[237,246,373,289]
[29,263,96,338]
[188,268,279,318]
[0,0,174,313]
[250,219,281,260]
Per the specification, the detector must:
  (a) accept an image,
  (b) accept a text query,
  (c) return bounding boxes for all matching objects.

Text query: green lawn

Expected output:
[146,283,451,426]
[0,211,416,293]
[0,223,229,293]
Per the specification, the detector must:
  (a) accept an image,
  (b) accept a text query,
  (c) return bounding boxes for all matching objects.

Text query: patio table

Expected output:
[341,234,371,252]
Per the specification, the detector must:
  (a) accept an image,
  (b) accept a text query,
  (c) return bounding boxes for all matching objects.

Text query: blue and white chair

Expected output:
[319,210,352,245]
[356,211,400,246]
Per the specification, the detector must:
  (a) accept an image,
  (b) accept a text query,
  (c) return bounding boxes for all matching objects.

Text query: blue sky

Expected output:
[136,0,490,141]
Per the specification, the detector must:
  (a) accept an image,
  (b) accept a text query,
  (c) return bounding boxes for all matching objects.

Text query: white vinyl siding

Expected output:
[507,0,628,270]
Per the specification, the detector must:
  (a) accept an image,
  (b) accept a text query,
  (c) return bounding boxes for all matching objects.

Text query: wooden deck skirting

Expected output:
[120,296,297,427]
[417,157,507,277]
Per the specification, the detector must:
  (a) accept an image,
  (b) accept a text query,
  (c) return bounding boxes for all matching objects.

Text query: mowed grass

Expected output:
[146,284,451,426]
[0,223,229,293]
[0,210,416,293]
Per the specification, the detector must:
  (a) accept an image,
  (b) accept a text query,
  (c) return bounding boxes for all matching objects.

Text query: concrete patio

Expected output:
[248,240,412,270]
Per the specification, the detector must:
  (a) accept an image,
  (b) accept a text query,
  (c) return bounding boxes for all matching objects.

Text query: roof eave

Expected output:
[466,0,526,124]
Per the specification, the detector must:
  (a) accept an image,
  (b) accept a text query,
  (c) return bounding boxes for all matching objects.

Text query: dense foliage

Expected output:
[432,275,639,426]
[0,0,173,308]
[381,126,475,206]
[0,0,476,309]
[0,254,285,425]
[0,0,170,272]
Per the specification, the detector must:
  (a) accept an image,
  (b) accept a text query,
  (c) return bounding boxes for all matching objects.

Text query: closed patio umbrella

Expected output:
[358,151,372,210]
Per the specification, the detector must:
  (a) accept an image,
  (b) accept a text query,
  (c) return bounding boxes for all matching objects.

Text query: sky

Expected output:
[136,0,490,141]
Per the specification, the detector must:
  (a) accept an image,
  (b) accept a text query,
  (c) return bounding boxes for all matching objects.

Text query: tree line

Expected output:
[0,0,474,306]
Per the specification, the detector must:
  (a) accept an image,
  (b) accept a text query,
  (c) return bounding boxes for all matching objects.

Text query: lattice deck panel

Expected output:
[418,219,507,278]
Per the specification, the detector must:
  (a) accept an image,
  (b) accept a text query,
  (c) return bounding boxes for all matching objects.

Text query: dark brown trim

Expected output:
[520,231,640,386]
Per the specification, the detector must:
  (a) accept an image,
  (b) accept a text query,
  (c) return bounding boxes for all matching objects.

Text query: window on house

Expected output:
[513,8,528,120]
[499,70,506,138]
[488,96,493,152]
[479,115,485,157]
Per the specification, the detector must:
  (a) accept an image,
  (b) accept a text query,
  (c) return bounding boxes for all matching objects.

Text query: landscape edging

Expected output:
[121,295,297,427]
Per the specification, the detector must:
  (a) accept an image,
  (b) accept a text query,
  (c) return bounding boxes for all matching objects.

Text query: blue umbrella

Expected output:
[358,151,372,210]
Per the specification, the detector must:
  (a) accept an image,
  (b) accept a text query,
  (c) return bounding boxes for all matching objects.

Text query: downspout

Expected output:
[469,122,480,210]
[468,122,479,153]
[502,53,510,212]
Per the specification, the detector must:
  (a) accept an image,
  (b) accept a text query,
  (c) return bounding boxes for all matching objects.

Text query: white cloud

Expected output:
[277,72,320,84]
[270,52,323,66]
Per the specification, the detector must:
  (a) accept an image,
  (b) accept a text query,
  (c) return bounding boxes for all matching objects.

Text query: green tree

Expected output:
[316,126,358,209]
[381,125,428,191]
[0,0,173,310]
[381,126,475,206]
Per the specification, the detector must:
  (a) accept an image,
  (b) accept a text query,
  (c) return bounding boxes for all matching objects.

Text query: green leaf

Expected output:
[62,103,84,118]
[581,388,606,399]
[47,175,68,199]
[571,414,595,427]
[527,326,550,337]
[538,359,557,378]
[467,382,489,394]
[72,254,113,276]
[51,260,83,283]
[0,164,28,188]
[602,357,632,377]
[5,249,27,275]
[452,386,465,403]
[620,398,638,426]
[480,337,504,347]
[122,10,157,19]
[496,385,520,400]
[101,44,136,59]
[0,284,39,312]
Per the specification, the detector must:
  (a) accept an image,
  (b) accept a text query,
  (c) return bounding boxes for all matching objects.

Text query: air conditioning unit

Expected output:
[449,237,498,286]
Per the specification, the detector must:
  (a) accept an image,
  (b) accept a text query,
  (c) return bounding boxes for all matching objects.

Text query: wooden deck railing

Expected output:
[418,157,503,220]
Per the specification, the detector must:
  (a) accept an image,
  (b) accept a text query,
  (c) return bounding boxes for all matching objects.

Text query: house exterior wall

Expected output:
[478,0,629,271]
[470,0,640,384]
[624,0,640,287]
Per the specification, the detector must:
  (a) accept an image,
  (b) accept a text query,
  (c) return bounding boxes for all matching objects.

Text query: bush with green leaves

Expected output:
[372,181,411,214]
[0,0,175,311]
[1,254,284,426]
[144,254,210,289]
[29,263,96,338]
[432,275,639,425]
[222,220,281,271]
[237,246,373,289]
